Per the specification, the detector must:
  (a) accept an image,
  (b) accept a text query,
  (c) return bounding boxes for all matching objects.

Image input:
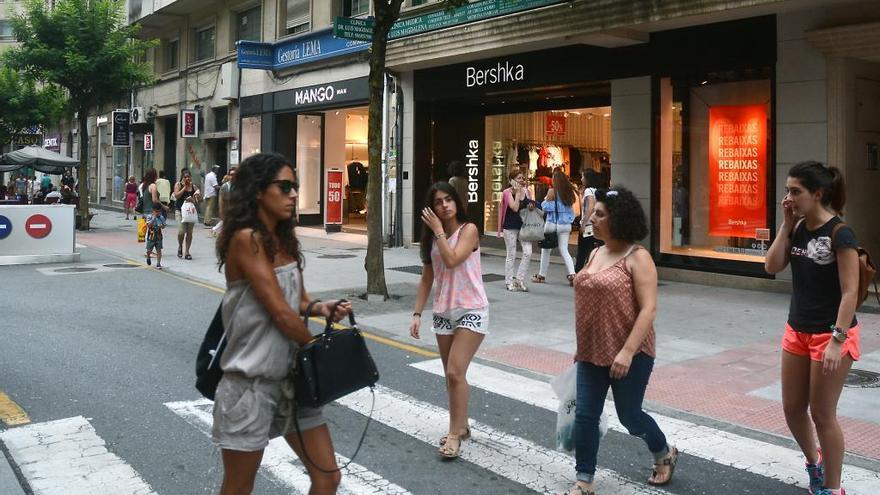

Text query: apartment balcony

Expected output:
[128,0,212,27]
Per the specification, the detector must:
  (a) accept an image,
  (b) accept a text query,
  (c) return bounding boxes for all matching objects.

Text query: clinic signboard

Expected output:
[112,110,131,147]
[237,29,369,71]
[0,205,78,265]
[325,169,344,233]
[708,104,768,238]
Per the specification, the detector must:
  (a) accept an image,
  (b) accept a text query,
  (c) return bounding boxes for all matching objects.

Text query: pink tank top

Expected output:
[431,225,489,313]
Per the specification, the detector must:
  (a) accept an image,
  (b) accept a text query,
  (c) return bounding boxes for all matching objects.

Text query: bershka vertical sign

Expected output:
[466,139,480,203]
[112,110,130,147]
[325,168,344,232]
[708,104,767,237]
[181,110,199,138]
[491,141,504,203]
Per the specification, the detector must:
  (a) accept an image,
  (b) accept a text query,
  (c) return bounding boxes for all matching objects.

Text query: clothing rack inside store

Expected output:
[509,139,608,154]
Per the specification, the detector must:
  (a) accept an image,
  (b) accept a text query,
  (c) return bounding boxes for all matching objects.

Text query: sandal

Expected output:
[567,274,576,286]
[531,274,546,284]
[438,433,462,459]
[647,446,679,486]
[439,426,471,446]
[564,482,595,495]
[177,247,183,259]
[184,254,192,260]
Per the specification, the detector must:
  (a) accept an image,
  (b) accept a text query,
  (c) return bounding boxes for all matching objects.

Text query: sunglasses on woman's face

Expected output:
[270,180,299,194]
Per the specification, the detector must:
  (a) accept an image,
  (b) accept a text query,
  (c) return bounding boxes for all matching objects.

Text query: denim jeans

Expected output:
[574,353,668,482]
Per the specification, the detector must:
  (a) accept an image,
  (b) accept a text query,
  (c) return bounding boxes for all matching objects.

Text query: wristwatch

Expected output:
[831,325,848,343]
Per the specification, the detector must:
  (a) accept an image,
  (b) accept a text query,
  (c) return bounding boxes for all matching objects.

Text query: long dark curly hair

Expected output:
[216,152,303,271]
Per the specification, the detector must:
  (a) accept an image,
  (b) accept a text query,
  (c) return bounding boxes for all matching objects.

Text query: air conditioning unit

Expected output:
[131,107,148,124]
[216,62,240,101]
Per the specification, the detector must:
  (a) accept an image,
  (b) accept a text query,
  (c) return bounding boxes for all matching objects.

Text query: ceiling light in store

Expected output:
[563,112,569,118]
[359,115,364,120]
[603,113,610,117]
[700,80,709,85]
[335,111,340,115]
[570,111,581,115]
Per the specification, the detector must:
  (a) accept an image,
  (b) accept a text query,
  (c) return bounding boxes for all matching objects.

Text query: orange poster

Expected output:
[708,104,767,238]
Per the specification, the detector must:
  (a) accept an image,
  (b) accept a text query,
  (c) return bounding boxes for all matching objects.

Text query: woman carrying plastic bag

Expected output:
[552,364,607,453]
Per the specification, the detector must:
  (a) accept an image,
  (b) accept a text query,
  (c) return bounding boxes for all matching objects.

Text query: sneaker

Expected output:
[807,449,824,494]
[146,255,151,266]
[155,264,162,270]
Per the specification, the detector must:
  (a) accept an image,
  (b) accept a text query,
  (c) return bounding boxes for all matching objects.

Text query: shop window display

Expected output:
[658,74,772,263]
[483,108,611,236]
[240,116,261,161]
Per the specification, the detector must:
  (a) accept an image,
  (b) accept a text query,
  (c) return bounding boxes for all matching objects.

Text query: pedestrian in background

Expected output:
[145,202,165,269]
[566,187,678,495]
[124,176,138,220]
[140,168,161,219]
[173,170,200,260]
[497,168,534,292]
[215,152,350,495]
[26,176,36,204]
[203,164,220,227]
[213,166,237,237]
[447,160,469,214]
[533,169,577,286]
[575,169,603,272]
[410,182,489,459]
[764,161,860,495]
[156,170,172,212]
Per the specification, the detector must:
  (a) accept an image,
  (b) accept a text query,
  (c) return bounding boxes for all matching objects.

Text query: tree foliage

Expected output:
[0,67,65,146]
[3,0,157,229]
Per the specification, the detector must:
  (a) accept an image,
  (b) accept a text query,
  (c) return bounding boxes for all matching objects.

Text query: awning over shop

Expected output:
[0,145,79,174]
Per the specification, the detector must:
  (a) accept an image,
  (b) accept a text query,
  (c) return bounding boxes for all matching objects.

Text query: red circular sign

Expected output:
[25,214,52,239]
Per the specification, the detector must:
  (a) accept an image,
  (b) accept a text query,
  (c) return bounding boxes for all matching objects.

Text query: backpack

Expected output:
[831,223,880,309]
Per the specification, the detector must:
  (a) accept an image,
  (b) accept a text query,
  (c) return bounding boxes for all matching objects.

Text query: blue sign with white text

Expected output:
[0,215,12,240]
[237,29,369,71]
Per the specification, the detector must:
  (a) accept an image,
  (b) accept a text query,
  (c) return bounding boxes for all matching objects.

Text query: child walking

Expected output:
[145,203,166,269]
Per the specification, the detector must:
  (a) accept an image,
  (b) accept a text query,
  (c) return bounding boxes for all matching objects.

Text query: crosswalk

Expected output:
[2,358,880,495]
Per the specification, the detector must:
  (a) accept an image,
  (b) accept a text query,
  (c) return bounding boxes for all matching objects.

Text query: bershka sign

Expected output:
[275,77,368,112]
[465,61,525,88]
[466,139,479,203]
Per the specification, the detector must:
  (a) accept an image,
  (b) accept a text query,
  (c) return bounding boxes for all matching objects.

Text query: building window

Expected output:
[285,0,310,36]
[194,26,215,62]
[236,6,261,42]
[214,107,228,132]
[343,0,369,17]
[164,39,179,71]
[657,71,773,264]
[0,20,13,40]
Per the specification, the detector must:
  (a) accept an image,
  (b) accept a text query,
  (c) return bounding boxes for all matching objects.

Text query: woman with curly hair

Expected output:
[765,161,859,495]
[565,187,677,495]
[214,152,351,495]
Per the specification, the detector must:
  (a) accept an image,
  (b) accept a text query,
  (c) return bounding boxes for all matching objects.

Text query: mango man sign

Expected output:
[708,104,767,238]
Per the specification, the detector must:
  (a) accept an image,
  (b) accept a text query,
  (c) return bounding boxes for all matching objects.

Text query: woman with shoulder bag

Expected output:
[764,161,861,495]
[174,170,201,260]
[410,182,490,460]
[565,187,677,495]
[497,169,534,292]
[533,170,577,286]
[215,152,351,495]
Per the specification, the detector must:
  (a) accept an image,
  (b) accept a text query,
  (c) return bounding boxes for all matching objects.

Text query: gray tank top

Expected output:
[220,262,302,380]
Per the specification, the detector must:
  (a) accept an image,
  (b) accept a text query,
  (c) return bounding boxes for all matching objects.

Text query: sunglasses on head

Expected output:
[270,180,299,194]
[595,189,619,202]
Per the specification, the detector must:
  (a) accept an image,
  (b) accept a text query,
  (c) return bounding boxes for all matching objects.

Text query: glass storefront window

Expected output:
[240,116,261,161]
[296,114,322,215]
[658,75,772,263]
[112,147,127,202]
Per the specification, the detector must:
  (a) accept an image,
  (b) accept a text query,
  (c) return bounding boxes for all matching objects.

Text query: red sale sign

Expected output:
[181,110,198,138]
[325,169,344,231]
[708,104,768,238]
[546,115,566,136]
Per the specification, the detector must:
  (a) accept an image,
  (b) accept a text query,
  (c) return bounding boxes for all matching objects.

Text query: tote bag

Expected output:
[519,208,545,242]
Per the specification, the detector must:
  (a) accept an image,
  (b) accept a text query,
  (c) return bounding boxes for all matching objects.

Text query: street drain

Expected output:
[390,265,422,275]
[845,369,880,388]
[482,273,505,283]
[54,267,98,273]
[103,263,139,268]
[317,254,357,259]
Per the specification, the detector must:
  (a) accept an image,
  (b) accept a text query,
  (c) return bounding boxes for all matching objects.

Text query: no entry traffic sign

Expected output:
[0,215,11,240]
[25,214,52,239]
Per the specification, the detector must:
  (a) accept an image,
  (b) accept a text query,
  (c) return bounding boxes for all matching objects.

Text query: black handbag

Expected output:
[292,300,378,473]
[195,303,225,400]
[292,300,379,408]
[134,194,144,214]
[539,197,561,249]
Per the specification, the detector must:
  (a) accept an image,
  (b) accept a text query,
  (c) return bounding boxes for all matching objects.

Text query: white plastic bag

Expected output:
[551,363,608,452]
[181,200,198,223]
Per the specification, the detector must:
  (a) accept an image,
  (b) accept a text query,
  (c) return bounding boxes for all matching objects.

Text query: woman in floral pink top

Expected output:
[410,182,489,460]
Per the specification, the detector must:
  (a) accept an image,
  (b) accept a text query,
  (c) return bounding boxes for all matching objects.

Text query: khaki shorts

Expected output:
[212,373,325,452]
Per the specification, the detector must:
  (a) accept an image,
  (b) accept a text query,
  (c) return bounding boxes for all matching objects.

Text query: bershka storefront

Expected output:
[239,76,370,228]
[411,15,778,277]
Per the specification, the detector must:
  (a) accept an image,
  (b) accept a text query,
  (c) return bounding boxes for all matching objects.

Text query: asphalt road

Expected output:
[0,246,811,494]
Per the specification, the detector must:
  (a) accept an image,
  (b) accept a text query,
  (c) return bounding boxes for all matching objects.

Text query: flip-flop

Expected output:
[647,446,679,486]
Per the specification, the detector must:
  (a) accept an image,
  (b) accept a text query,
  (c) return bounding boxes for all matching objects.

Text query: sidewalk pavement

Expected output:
[77,208,880,463]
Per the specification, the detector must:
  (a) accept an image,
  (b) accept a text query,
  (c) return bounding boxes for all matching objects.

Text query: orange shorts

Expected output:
[782,323,861,362]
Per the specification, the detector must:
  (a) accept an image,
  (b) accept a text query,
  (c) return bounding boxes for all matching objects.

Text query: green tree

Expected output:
[366,0,467,299]
[0,67,65,147]
[4,0,156,229]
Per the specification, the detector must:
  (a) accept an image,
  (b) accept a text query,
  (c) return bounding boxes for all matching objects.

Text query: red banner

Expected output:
[708,104,767,238]
[325,169,344,226]
[546,115,566,136]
